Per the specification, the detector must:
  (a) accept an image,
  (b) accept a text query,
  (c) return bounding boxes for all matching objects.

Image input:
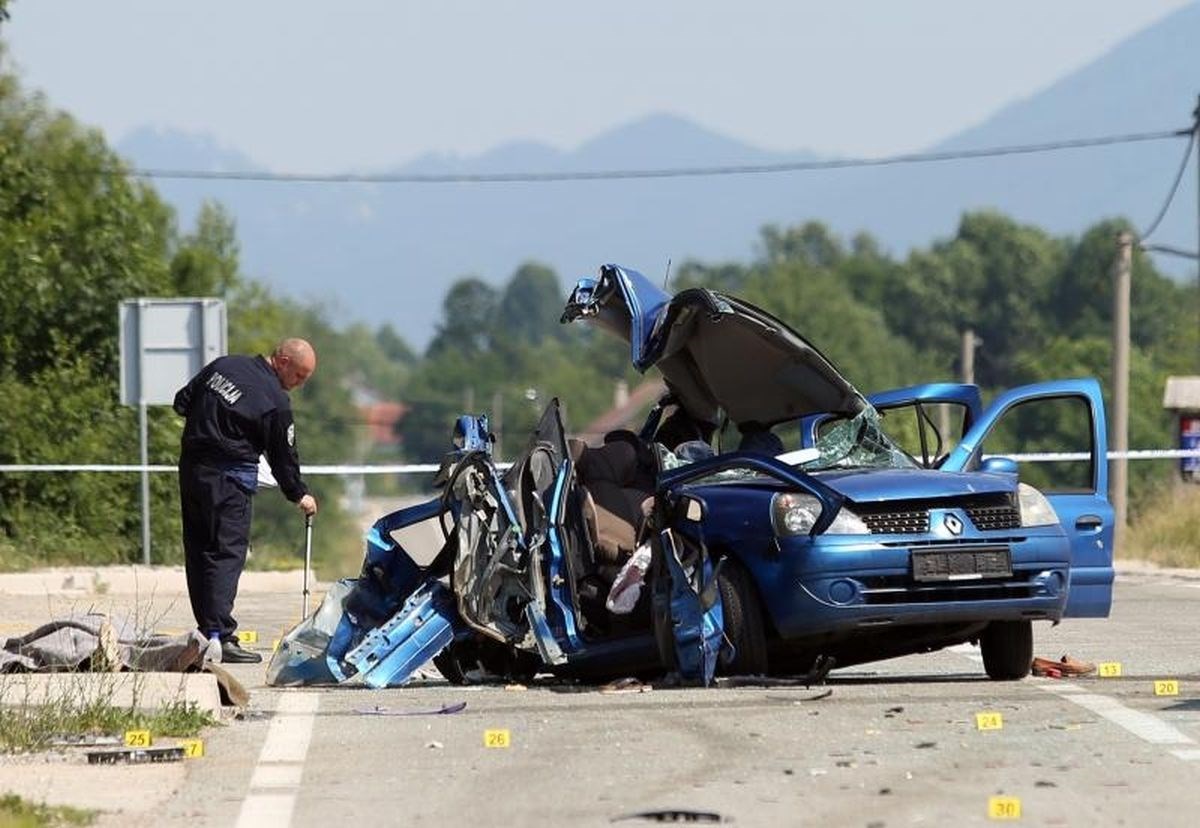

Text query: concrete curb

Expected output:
[0,565,323,597]
[0,671,224,718]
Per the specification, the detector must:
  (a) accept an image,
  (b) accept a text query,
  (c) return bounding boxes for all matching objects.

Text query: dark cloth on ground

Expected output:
[0,614,248,706]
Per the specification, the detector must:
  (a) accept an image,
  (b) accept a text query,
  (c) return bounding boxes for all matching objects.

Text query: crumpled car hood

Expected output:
[815,468,1016,503]
[563,264,867,429]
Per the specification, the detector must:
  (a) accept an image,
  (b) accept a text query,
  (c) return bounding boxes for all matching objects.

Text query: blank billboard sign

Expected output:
[119,298,226,406]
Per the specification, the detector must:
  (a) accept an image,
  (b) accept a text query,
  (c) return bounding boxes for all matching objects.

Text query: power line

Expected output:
[74,127,1192,186]
[1138,127,1196,241]
[1140,242,1200,260]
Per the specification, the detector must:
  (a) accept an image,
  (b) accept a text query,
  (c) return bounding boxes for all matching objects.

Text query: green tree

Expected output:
[492,261,564,347]
[427,277,497,357]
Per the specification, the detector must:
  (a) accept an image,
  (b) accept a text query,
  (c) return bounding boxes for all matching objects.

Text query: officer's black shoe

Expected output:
[220,638,262,664]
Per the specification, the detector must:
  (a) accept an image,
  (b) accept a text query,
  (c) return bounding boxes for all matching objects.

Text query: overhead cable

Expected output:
[1137,127,1196,241]
[74,127,1192,186]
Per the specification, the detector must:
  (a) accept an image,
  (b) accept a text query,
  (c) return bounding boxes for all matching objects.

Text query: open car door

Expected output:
[941,378,1114,618]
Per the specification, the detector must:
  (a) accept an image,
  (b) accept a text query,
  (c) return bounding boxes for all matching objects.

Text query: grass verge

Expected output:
[0,794,95,828]
[0,684,215,754]
[1126,482,1200,568]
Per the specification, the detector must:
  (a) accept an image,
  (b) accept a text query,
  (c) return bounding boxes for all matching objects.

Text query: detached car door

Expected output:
[942,378,1114,618]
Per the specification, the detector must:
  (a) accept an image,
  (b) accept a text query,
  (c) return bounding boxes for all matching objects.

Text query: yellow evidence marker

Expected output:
[975,711,1004,731]
[1098,662,1122,678]
[483,729,511,748]
[1153,679,1180,696]
[180,739,205,758]
[987,796,1022,820]
[236,630,259,645]
[124,729,152,748]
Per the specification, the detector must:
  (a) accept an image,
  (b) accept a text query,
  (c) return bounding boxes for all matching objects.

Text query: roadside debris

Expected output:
[1,613,248,707]
[47,734,122,747]
[424,740,444,750]
[612,809,727,823]
[600,677,653,694]
[605,543,652,614]
[1032,655,1096,678]
[355,701,467,716]
[85,746,185,765]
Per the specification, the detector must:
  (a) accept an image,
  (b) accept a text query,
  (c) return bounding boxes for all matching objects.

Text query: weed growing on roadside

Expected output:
[1127,482,1200,568]
[0,793,95,827]
[0,677,215,754]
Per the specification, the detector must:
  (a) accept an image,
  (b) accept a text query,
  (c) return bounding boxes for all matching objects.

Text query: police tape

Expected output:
[0,449,1198,475]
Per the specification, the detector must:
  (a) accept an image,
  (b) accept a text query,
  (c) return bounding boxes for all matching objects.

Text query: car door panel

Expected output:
[942,378,1113,618]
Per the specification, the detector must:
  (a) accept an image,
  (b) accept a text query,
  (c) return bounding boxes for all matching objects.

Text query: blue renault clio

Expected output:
[267,264,1114,688]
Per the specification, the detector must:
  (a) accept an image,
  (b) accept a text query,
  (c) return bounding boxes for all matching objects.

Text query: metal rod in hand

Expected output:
[303,514,313,619]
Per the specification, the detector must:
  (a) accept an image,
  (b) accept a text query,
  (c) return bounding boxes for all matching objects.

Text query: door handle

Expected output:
[1075,515,1103,531]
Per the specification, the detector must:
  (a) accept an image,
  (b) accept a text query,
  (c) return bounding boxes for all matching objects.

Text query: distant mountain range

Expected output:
[118,3,1200,350]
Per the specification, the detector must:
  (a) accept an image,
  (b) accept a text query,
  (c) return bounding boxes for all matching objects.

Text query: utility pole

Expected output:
[1111,232,1133,546]
[960,328,980,385]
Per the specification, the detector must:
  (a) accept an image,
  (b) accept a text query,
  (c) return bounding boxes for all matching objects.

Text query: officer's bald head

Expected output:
[270,338,317,391]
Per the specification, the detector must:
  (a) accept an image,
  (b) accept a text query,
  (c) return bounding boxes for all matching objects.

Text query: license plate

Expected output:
[911,547,1012,582]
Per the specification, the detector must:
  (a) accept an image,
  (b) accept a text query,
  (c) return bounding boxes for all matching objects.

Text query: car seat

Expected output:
[568,438,653,565]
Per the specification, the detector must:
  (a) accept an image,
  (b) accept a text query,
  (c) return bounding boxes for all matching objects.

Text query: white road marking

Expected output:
[259,693,320,762]
[251,764,307,788]
[235,692,320,828]
[236,793,296,826]
[947,646,1197,761]
[1038,685,1195,746]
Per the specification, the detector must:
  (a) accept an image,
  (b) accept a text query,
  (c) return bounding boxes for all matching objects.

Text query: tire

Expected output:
[716,560,769,676]
[980,620,1033,680]
[432,642,470,685]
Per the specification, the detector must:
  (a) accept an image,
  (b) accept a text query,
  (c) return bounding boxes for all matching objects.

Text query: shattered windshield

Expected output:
[660,407,916,483]
[800,407,918,472]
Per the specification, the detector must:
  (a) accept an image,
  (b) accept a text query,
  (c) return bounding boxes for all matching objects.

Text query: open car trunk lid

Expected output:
[562,264,869,429]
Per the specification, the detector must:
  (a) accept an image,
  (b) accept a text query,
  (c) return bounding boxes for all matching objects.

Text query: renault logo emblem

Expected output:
[944,514,964,535]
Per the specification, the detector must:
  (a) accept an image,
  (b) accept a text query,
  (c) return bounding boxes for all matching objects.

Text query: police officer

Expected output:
[174,338,319,663]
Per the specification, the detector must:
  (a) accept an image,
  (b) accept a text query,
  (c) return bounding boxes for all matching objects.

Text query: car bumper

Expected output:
[761,527,1070,638]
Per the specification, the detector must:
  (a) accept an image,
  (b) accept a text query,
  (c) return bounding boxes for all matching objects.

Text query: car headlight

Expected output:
[1018,482,1059,527]
[771,493,868,536]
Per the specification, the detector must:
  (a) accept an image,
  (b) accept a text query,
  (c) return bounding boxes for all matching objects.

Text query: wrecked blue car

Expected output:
[267,264,1114,688]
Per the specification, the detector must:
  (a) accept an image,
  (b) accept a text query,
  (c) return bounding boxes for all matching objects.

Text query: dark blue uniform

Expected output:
[174,355,309,642]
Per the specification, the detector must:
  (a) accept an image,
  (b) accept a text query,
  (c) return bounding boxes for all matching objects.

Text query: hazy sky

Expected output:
[4,1,1195,172]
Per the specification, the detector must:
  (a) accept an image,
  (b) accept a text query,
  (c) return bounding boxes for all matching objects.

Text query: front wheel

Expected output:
[716,561,769,676]
[980,620,1033,680]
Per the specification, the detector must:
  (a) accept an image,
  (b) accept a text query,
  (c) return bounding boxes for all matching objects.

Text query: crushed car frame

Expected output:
[268,264,1113,688]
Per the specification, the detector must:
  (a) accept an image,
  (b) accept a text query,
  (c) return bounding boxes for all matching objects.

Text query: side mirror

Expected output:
[980,456,1019,475]
[676,494,706,523]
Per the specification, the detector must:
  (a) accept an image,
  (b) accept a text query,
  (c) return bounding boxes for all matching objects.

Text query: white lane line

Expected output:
[251,764,307,788]
[259,693,320,762]
[235,692,320,828]
[236,793,296,827]
[1038,685,1195,746]
[1171,748,1200,761]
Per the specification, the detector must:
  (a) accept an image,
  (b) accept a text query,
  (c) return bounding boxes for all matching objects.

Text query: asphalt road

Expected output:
[113,567,1197,828]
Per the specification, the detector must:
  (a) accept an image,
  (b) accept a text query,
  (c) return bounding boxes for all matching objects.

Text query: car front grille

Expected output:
[965,503,1021,531]
[854,493,1019,535]
[860,509,929,534]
